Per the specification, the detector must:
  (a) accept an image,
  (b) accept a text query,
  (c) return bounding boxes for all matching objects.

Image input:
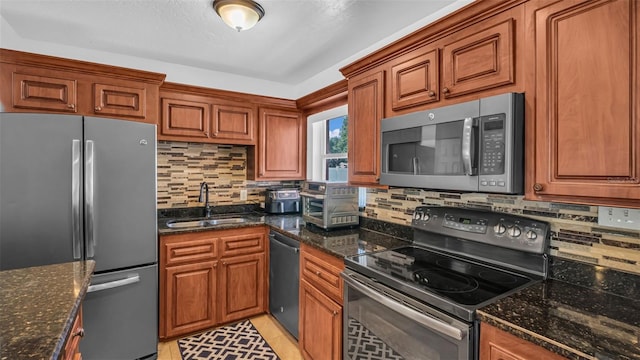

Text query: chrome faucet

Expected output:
[198,182,212,218]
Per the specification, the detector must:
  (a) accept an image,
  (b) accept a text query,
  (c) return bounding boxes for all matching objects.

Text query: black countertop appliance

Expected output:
[264,187,301,214]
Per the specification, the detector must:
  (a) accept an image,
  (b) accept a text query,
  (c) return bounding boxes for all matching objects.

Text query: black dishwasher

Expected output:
[269,231,300,339]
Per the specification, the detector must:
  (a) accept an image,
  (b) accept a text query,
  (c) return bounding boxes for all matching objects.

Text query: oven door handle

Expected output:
[344,275,465,341]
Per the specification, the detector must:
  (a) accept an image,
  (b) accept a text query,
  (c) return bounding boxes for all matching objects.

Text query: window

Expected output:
[307,105,348,181]
[307,105,366,208]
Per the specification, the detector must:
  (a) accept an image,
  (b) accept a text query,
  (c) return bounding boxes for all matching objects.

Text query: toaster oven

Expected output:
[300,181,359,229]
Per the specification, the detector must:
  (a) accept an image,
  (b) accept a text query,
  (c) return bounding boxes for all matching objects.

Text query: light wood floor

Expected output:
[157,314,303,360]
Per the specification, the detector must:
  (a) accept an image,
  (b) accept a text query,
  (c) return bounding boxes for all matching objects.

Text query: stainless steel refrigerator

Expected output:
[0,113,158,359]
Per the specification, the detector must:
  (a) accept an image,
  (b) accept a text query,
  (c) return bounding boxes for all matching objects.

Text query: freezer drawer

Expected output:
[81,264,158,359]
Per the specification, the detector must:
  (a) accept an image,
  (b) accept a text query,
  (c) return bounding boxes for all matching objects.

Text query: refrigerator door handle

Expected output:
[72,139,82,260]
[87,274,140,293]
[85,140,96,258]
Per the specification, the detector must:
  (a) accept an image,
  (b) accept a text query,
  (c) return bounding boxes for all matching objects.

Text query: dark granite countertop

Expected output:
[158,212,410,258]
[478,264,640,360]
[0,260,95,360]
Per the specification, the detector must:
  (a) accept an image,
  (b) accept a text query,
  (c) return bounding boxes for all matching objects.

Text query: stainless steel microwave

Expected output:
[380,92,524,194]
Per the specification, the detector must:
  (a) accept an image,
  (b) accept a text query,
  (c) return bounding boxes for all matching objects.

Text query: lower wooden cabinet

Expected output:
[62,307,84,360]
[299,279,342,360]
[299,243,344,360]
[219,253,265,323]
[480,323,567,360]
[159,226,268,339]
[164,261,218,338]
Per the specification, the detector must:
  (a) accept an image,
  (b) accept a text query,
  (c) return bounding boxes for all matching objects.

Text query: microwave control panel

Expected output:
[479,113,505,176]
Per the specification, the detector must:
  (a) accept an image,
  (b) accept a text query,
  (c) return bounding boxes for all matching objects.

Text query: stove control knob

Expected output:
[525,230,538,240]
[493,223,507,235]
[422,213,431,221]
[413,212,421,220]
[508,226,522,237]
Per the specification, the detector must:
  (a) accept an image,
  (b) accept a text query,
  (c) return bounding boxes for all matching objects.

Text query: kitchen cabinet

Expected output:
[390,49,439,111]
[525,0,640,207]
[159,84,256,145]
[159,226,268,339]
[441,15,515,99]
[0,49,164,124]
[160,233,218,339]
[299,243,344,360]
[347,70,385,186]
[61,307,84,360]
[219,230,267,323]
[480,323,567,360]
[248,107,305,180]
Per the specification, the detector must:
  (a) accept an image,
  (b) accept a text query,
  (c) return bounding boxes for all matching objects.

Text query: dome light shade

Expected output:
[213,0,265,32]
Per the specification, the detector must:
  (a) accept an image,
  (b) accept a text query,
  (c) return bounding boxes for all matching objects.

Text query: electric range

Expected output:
[342,206,550,359]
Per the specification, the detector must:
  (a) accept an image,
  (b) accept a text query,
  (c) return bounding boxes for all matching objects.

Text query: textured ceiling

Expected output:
[0,0,471,95]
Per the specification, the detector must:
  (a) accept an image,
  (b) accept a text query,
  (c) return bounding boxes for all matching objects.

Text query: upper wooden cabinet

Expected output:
[248,107,305,180]
[0,49,165,124]
[347,70,385,186]
[390,49,439,110]
[441,17,515,98]
[525,0,640,207]
[159,83,256,145]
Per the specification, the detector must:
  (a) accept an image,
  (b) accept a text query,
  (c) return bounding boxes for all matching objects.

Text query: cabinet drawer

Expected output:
[220,230,266,258]
[162,235,217,266]
[62,307,83,360]
[300,244,344,303]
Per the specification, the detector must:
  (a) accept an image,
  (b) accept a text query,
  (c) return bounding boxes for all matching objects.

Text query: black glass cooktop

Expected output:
[347,245,532,306]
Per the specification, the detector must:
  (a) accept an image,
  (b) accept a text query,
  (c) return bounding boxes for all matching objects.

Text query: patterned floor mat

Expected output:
[347,317,404,360]
[178,320,280,360]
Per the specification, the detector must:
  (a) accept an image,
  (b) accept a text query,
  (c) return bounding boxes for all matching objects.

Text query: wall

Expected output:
[157,141,297,209]
[365,188,640,275]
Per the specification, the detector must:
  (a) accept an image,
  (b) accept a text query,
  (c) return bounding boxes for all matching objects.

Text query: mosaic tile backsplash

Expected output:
[157,141,298,209]
[364,188,640,275]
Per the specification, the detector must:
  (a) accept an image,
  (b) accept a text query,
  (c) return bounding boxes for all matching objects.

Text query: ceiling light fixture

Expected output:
[212,0,265,32]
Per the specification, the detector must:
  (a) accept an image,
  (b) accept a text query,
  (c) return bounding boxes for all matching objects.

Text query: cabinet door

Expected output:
[164,261,217,338]
[11,72,77,112]
[299,280,342,360]
[347,70,385,185]
[254,107,305,180]
[528,0,640,205]
[480,323,567,360]
[442,17,515,98]
[160,96,211,139]
[211,103,256,144]
[93,83,146,119]
[391,49,439,110]
[219,253,266,323]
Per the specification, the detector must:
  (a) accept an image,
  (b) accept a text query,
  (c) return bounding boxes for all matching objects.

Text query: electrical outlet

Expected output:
[597,206,640,230]
[240,189,247,201]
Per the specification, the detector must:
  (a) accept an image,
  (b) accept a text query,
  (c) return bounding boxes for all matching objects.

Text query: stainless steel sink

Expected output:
[166,217,250,228]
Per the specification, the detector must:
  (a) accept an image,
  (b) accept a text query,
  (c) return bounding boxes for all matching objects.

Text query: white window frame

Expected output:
[306,105,348,181]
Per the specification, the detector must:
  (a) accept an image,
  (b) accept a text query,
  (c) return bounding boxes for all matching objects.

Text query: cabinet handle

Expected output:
[204,132,209,136]
[73,328,85,338]
[223,261,227,265]
[533,183,544,192]
[428,90,436,97]
[67,104,75,109]
[442,87,450,94]
[315,271,321,276]
[332,311,338,317]
[95,106,102,111]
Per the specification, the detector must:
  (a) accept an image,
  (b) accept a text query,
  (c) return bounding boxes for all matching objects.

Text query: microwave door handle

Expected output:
[461,117,474,176]
[412,157,419,175]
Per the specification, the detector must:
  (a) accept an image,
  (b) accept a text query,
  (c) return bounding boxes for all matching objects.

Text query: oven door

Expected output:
[342,270,474,360]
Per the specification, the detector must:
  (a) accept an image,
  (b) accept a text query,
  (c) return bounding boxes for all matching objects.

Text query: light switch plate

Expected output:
[240,189,247,201]
[597,206,640,230]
